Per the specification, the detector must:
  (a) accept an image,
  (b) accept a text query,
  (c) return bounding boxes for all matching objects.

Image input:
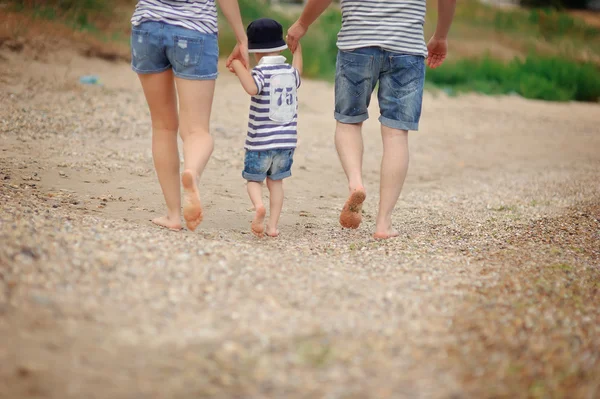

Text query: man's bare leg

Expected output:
[374,125,409,239]
[335,121,367,229]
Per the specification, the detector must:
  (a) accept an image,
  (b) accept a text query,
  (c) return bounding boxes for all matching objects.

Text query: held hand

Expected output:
[286,20,308,53]
[229,59,243,75]
[292,42,302,54]
[226,42,250,71]
[426,36,448,69]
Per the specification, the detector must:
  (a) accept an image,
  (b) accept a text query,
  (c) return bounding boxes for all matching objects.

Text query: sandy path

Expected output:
[1,47,599,398]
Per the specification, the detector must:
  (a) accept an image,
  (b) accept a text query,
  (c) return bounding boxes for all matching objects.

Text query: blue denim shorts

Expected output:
[131,21,218,80]
[335,47,425,131]
[242,149,295,182]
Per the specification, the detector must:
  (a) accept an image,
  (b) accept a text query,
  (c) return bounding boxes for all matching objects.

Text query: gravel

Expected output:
[1,41,599,398]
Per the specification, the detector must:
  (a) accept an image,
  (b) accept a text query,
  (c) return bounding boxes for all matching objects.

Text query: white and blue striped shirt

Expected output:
[246,56,301,152]
[337,0,428,57]
[131,0,218,35]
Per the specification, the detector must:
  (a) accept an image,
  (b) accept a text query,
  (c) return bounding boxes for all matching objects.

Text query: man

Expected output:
[286,0,456,239]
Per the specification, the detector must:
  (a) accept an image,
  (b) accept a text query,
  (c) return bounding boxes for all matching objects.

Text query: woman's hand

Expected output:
[227,41,249,72]
[217,0,249,70]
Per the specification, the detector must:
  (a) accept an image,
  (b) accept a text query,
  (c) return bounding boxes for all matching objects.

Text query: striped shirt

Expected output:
[131,0,218,35]
[246,56,301,152]
[337,0,428,57]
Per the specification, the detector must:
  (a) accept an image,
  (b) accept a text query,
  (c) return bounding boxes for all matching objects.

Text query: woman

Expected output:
[130,0,249,231]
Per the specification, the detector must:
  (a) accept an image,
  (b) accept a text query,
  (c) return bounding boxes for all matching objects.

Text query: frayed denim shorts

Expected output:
[242,149,295,182]
[131,21,218,80]
[335,47,425,131]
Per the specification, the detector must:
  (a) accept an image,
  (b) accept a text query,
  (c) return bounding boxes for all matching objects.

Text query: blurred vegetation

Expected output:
[4,0,600,102]
[426,54,600,102]
[455,2,599,42]
[519,0,590,9]
[7,0,112,31]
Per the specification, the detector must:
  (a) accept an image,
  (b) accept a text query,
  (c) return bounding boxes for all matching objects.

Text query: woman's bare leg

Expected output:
[137,70,182,230]
[174,78,216,231]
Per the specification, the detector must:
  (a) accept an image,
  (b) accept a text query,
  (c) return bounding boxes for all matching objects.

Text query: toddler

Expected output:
[230,18,302,237]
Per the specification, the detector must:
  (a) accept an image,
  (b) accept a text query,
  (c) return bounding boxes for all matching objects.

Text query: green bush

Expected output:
[426,54,600,102]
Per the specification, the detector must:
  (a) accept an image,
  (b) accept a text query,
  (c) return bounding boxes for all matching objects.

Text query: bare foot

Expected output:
[181,170,203,232]
[251,206,266,237]
[152,216,182,231]
[373,229,400,240]
[340,188,366,229]
[266,226,279,237]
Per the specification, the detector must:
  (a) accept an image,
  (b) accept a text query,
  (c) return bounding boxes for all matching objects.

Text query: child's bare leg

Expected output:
[247,181,266,237]
[266,178,284,237]
[175,78,216,231]
[137,70,182,231]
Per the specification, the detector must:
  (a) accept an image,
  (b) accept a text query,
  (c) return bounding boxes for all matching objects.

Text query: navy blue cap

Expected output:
[247,18,288,53]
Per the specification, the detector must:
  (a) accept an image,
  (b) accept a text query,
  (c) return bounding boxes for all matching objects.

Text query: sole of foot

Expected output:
[251,206,266,237]
[340,188,366,229]
[181,170,203,232]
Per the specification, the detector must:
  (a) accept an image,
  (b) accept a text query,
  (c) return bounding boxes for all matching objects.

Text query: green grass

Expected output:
[427,54,600,102]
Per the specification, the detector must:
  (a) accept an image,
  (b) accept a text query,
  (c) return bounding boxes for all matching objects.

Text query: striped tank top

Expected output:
[337,0,428,57]
[246,56,301,152]
[131,0,218,35]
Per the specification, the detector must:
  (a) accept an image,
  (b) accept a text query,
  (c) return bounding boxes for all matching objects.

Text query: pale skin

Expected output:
[230,45,303,237]
[286,0,456,239]
[137,0,249,231]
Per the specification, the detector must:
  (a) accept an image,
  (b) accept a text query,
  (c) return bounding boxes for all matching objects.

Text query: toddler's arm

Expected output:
[292,43,303,76]
[231,60,259,95]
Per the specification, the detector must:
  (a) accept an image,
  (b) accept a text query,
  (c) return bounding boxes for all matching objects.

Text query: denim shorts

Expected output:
[131,21,218,80]
[335,47,425,131]
[242,149,295,182]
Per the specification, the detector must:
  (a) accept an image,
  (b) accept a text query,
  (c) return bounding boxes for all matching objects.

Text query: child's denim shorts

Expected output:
[130,21,218,80]
[243,149,295,182]
[334,47,425,131]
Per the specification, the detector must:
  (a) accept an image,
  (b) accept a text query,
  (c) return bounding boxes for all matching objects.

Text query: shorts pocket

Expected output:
[131,29,150,62]
[337,50,374,98]
[174,35,204,68]
[388,55,425,94]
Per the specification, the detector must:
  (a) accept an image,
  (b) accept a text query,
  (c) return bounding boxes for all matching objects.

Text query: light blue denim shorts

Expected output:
[243,149,295,182]
[335,47,426,131]
[130,21,218,80]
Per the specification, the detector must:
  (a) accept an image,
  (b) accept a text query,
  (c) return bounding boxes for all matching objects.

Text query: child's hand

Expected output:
[229,59,243,74]
[292,42,302,54]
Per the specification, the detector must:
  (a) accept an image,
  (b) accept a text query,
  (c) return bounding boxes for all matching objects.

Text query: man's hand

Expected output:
[226,42,249,72]
[286,21,308,54]
[426,37,448,69]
